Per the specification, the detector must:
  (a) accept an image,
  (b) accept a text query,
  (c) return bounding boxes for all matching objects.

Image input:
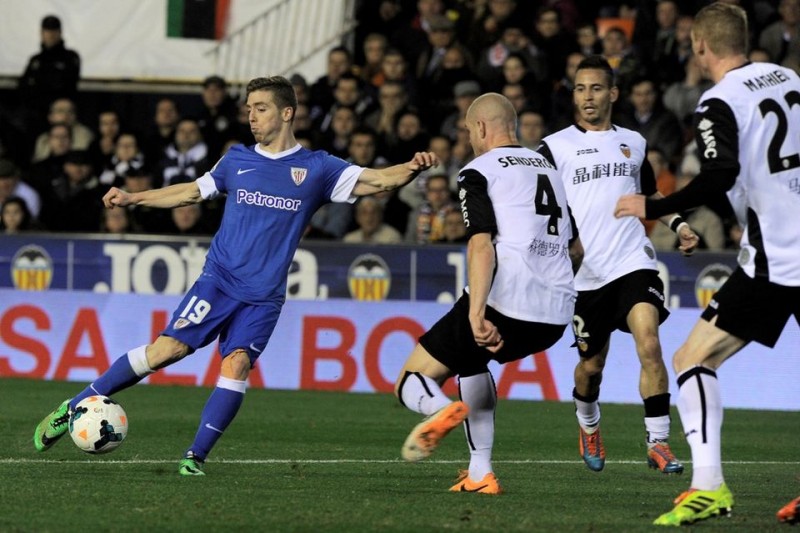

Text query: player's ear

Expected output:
[283,106,294,122]
[609,85,619,104]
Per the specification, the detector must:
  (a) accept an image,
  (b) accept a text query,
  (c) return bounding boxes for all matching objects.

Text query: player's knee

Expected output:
[672,345,693,373]
[221,350,251,380]
[635,334,662,363]
[579,353,605,375]
[146,336,191,369]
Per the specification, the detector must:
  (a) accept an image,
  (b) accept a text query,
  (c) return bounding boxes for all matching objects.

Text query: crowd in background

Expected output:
[1,0,799,250]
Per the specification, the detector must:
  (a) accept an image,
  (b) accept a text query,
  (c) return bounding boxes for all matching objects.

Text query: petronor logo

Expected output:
[11,245,53,291]
[347,254,391,301]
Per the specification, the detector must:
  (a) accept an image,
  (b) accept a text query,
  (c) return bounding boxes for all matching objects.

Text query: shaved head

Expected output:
[465,93,518,155]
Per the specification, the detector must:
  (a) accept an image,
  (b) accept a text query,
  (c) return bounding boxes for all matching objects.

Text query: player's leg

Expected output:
[626,302,682,474]
[180,298,280,476]
[33,335,190,452]
[573,341,609,472]
[653,318,742,526]
[778,496,800,524]
[395,344,467,463]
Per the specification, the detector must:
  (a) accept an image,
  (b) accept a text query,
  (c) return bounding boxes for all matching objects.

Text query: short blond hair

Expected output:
[693,2,748,57]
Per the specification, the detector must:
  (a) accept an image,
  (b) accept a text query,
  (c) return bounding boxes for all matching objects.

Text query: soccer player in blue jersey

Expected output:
[33,76,438,475]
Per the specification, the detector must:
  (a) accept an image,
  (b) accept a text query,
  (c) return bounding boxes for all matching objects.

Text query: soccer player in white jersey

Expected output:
[33,76,438,475]
[616,3,800,526]
[393,93,583,494]
[537,56,699,475]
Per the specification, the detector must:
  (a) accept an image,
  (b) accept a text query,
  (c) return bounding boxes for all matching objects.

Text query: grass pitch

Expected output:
[1,377,797,532]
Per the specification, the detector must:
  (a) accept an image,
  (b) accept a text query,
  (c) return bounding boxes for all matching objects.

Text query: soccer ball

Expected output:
[69,395,128,454]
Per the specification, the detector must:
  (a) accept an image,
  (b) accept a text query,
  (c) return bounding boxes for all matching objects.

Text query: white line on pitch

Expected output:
[2,458,799,465]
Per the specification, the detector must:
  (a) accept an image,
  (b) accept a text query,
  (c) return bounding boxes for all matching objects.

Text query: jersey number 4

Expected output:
[759,90,800,174]
[534,174,563,236]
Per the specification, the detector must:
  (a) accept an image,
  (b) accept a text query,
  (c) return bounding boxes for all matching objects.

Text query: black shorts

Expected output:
[700,267,800,347]
[572,269,669,357]
[419,292,567,377]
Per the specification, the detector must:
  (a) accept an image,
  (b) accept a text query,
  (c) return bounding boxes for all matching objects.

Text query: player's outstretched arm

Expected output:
[649,191,700,256]
[352,151,438,196]
[102,182,203,210]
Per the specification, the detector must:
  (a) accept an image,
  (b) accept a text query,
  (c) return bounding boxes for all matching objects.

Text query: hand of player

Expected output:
[470,315,504,354]
[614,194,646,219]
[103,187,132,209]
[677,224,700,256]
[408,152,439,174]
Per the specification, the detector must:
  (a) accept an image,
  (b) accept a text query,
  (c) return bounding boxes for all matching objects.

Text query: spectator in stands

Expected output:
[343,196,403,243]
[27,123,72,198]
[450,115,474,169]
[501,82,530,114]
[197,75,238,160]
[758,0,800,66]
[41,149,107,232]
[99,132,146,188]
[392,0,447,71]
[291,102,313,135]
[0,159,41,220]
[143,98,181,165]
[440,80,480,141]
[642,147,677,236]
[475,21,547,94]
[316,73,373,133]
[121,166,172,233]
[309,46,353,123]
[405,173,457,243]
[170,203,211,236]
[749,47,772,63]
[159,118,210,187]
[434,208,468,243]
[385,110,430,165]
[466,0,519,59]
[614,76,683,164]
[358,33,389,85]
[575,22,602,57]
[32,98,94,162]
[364,80,410,145]
[100,204,132,234]
[88,110,121,175]
[650,1,680,82]
[372,48,417,104]
[663,55,713,125]
[1,196,40,233]
[653,13,694,88]
[290,74,310,105]
[551,51,585,130]
[426,134,461,191]
[18,15,80,125]
[317,106,359,160]
[517,109,546,150]
[600,27,644,97]
[530,6,577,86]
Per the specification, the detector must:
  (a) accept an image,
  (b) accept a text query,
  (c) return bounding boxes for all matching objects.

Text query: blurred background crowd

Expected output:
[1,0,798,250]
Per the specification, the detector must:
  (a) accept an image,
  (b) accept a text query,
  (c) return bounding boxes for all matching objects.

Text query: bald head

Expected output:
[465,93,518,155]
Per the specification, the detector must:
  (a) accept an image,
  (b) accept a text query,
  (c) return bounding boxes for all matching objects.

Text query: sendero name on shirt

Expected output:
[496,155,555,169]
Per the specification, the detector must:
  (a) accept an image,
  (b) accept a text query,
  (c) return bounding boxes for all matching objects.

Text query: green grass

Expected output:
[1,378,797,532]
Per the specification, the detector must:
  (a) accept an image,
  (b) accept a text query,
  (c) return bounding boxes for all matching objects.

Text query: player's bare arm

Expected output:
[466,232,503,353]
[568,236,584,274]
[103,181,203,210]
[352,151,439,196]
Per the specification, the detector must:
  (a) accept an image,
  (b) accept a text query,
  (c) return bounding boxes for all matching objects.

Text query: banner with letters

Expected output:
[0,234,738,307]
[1,289,797,410]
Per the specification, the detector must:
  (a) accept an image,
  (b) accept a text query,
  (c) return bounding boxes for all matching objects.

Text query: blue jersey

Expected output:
[196,143,361,303]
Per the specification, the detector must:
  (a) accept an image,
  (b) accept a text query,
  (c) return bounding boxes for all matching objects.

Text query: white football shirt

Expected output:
[694,62,800,286]
[458,145,576,324]
[539,125,658,291]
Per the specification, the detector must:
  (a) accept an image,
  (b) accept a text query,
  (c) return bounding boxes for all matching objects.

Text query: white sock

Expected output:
[645,415,671,444]
[574,392,601,432]
[676,366,725,490]
[398,372,451,416]
[458,372,496,480]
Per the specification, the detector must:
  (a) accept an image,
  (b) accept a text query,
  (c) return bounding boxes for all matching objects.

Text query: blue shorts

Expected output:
[162,274,283,365]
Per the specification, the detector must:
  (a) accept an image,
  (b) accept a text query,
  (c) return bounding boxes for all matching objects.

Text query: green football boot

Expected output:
[654,483,734,526]
[178,451,206,476]
[33,399,72,452]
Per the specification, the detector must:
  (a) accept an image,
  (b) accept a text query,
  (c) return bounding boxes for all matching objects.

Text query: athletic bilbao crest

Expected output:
[619,143,631,158]
[11,245,53,291]
[694,263,732,308]
[291,167,307,186]
[347,254,391,301]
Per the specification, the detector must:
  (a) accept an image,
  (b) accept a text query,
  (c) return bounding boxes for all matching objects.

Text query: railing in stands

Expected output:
[204,0,357,97]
